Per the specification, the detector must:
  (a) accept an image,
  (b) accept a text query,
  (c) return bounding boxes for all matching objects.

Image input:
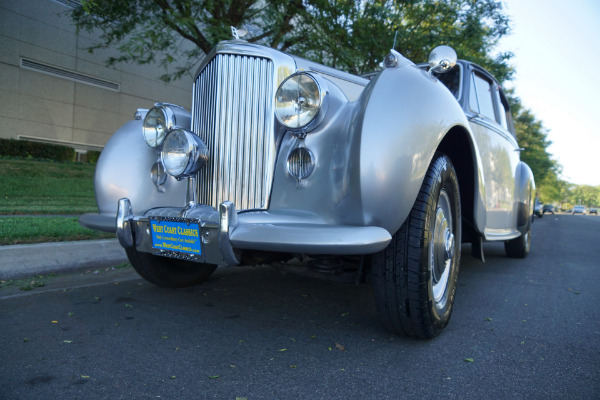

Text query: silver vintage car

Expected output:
[80,42,535,338]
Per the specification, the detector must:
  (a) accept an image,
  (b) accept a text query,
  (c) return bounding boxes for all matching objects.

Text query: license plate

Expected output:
[150,220,202,255]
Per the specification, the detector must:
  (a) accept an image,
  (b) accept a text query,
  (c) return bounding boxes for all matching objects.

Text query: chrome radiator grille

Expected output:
[192,53,275,210]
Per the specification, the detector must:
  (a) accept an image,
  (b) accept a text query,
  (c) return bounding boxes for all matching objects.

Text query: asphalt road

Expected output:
[1,214,599,399]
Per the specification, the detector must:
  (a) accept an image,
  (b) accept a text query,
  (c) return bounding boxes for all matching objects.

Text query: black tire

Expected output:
[504,227,531,258]
[126,247,217,288]
[372,154,461,338]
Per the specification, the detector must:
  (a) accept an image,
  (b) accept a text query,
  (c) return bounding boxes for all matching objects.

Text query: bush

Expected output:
[0,138,76,161]
[86,150,101,164]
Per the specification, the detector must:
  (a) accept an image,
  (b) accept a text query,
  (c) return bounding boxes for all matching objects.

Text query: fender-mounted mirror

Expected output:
[428,45,457,74]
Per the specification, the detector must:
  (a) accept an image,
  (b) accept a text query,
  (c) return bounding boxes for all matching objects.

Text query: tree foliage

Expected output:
[72,0,310,81]
[72,0,513,81]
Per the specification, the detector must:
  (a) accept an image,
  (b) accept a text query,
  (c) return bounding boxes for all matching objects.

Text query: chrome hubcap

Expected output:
[430,190,454,307]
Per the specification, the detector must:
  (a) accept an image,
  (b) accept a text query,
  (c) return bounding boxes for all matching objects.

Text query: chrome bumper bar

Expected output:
[81,198,392,266]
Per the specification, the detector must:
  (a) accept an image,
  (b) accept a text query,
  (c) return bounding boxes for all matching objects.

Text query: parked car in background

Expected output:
[80,40,535,339]
[542,204,554,214]
[589,208,597,215]
[534,202,543,217]
[572,205,587,215]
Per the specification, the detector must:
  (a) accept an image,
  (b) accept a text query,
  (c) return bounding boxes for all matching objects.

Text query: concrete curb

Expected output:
[0,239,128,280]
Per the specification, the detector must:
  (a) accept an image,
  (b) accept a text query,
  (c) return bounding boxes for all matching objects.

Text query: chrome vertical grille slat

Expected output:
[192,53,275,211]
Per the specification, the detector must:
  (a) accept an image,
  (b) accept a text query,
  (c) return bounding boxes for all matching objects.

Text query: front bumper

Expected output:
[80,198,392,266]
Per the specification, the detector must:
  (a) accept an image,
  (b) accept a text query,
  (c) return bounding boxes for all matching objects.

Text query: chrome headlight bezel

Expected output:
[142,105,175,148]
[275,72,329,133]
[142,103,192,148]
[160,128,209,179]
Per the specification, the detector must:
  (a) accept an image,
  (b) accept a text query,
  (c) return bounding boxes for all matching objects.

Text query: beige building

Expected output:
[0,0,196,153]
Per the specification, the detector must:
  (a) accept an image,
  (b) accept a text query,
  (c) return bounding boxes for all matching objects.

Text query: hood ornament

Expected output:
[231,26,248,41]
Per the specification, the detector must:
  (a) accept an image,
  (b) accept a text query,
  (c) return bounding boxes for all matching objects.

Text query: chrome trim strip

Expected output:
[467,114,518,148]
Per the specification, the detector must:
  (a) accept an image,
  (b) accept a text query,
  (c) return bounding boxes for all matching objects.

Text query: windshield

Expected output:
[418,64,461,100]
[432,66,461,99]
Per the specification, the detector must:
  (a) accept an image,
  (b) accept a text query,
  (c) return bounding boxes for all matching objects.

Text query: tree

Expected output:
[294,0,512,79]
[72,0,310,82]
[72,0,513,81]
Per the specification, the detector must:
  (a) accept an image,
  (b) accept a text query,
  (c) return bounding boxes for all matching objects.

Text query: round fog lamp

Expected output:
[275,73,322,130]
[143,106,175,148]
[150,160,167,187]
[287,147,315,180]
[161,129,208,178]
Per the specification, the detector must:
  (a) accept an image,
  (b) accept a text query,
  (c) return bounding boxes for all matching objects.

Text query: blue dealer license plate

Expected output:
[150,220,201,255]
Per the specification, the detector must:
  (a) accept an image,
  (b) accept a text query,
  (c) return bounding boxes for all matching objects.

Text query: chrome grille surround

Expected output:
[191,43,295,211]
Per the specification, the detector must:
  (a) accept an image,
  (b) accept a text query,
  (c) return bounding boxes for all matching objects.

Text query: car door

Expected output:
[466,67,521,237]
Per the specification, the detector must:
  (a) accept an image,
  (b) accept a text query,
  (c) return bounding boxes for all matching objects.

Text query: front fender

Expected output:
[94,118,187,217]
[356,63,470,234]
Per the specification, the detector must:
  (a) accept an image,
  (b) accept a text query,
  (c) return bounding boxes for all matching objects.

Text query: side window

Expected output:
[471,73,496,121]
[493,88,508,130]
[469,74,479,113]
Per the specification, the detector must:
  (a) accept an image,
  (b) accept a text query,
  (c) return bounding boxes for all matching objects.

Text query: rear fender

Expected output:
[514,161,535,232]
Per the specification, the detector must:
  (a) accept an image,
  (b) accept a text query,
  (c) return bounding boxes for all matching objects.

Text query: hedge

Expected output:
[0,138,99,163]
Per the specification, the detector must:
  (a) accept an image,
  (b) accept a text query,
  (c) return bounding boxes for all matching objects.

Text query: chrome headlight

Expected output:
[143,105,174,148]
[161,129,208,178]
[142,104,191,148]
[275,72,327,132]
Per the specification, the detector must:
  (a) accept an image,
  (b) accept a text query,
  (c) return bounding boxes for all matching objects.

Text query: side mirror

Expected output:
[428,45,457,74]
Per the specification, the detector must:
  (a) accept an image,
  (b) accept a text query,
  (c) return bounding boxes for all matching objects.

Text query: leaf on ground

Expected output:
[125,303,133,308]
[335,342,346,351]
[23,338,30,343]
[278,348,287,352]
[464,358,474,362]
[63,340,74,344]
[340,312,350,317]
[485,318,492,321]
[208,375,220,380]
[236,397,248,400]
[51,321,58,324]
[80,375,90,379]
[290,365,297,368]
[68,312,74,317]
[170,376,176,379]
[161,336,170,339]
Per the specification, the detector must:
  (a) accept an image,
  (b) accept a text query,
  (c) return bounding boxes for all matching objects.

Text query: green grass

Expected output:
[0,158,113,245]
[0,216,114,245]
[0,158,98,215]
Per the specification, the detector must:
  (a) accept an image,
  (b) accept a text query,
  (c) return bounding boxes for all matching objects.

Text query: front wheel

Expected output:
[372,154,461,338]
[126,247,217,288]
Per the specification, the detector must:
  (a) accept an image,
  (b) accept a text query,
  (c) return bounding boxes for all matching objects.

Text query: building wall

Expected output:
[0,0,196,151]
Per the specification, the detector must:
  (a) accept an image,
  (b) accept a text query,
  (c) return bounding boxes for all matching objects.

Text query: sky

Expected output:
[497,0,600,186]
